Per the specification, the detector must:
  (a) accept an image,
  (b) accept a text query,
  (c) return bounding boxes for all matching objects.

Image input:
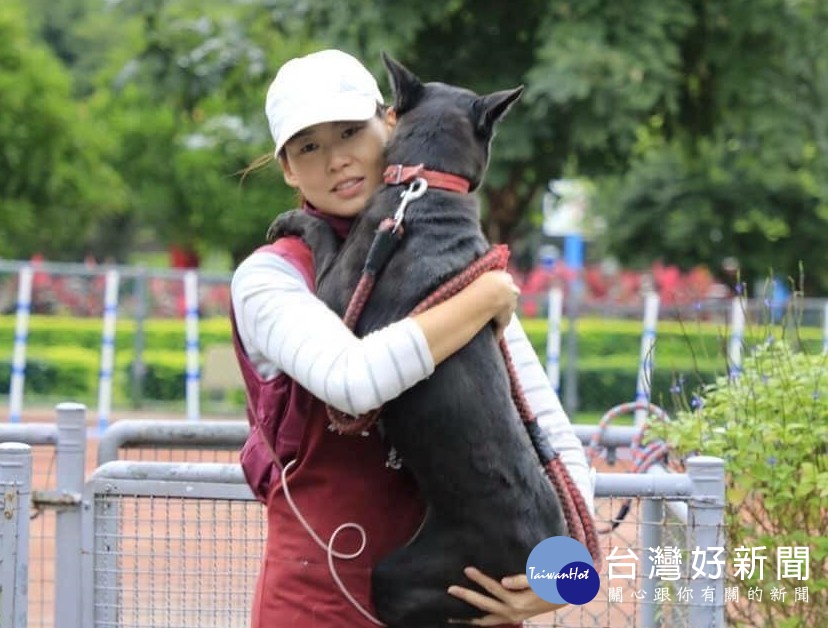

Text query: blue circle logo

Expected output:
[525,536,600,605]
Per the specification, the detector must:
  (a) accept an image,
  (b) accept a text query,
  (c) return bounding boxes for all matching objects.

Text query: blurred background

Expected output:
[3,0,828,284]
[1,0,826,419]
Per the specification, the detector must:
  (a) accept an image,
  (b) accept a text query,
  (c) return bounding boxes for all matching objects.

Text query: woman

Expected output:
[231,49,594,627]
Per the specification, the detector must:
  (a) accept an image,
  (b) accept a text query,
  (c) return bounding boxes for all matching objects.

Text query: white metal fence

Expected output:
[3,258,827,425]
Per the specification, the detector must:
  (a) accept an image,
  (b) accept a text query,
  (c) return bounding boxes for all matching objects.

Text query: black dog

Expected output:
[270,55,566,627]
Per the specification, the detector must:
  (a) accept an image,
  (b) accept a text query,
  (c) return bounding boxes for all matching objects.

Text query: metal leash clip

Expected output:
[392,178,428,233]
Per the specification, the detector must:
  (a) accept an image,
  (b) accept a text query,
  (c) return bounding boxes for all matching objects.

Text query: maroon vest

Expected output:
[232,237,425,626]
[233,237,316,501]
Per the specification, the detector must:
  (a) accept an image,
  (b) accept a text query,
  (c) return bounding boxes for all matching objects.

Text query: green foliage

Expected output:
[576,358,719,412]
[594,134,828,294]
[524,318,729,410]
[2,312,822,412]
[652,341,827,626]
[0,0,127,260]
[8,0,827,283]
[0,344,188,405]
[522,313,821,411]
[88,0,307,265]
[527,0,694,169]
[0,314,231,353]
[0,358,86,397]
[522,316,822,367]
[133,349,189,401]
[7,0,306,264]
[0,345,97,398]
[590,0,828,292]
[0,314,234,404]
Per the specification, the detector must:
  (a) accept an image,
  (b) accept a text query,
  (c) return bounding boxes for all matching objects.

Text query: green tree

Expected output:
[90,0,306,265]
[592,0,828,292]
[0,0,126,260]
[22,0,91,68]
[19,0,826,284]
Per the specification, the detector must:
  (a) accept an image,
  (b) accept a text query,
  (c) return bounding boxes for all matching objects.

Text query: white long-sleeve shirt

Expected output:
[232,250,594,513]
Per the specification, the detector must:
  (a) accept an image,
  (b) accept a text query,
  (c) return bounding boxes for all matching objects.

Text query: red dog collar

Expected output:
[383,164,471,194]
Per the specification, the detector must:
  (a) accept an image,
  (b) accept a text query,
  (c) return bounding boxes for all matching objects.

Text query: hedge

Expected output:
[521,317,823,362]
[0,315,820,411]
[574,360,721,411]
[0,315,233,353]
[3,314,819,360]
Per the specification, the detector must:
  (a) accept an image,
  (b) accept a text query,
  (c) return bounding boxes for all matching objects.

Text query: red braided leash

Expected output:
[500,340,601,570]
[327,244,600,566]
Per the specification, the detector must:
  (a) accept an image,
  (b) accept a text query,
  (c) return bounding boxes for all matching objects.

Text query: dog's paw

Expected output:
[266,209,317,242]
[266,210,341,278]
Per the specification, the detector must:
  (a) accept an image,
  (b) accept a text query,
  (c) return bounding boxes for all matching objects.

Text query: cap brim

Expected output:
[274,94,379,156]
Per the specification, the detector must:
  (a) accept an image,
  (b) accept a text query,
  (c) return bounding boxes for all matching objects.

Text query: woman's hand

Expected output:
[479,270,520,339]
[447,566,566,626]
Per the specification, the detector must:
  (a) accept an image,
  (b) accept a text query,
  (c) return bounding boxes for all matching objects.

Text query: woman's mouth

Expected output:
[332,177,365,199]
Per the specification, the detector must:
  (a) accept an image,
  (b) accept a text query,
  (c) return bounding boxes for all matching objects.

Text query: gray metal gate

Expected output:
[81,461,263,628]
[0,442,32,628]
[77,460,725,627]
[3,404,727,627]
[0,403,86,628]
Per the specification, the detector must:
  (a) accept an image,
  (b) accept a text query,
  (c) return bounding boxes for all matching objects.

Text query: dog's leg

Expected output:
[266,209,341,277]
[373,524,480,628]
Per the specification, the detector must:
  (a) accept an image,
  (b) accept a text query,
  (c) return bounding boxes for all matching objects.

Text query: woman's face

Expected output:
[280,112,394,218]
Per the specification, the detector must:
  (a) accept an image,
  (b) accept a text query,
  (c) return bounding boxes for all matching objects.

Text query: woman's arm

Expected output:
[231,251,517,416]
[412,269,518,364]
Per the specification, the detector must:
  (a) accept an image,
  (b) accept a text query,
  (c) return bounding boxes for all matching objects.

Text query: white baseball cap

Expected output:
[265,49,384,156]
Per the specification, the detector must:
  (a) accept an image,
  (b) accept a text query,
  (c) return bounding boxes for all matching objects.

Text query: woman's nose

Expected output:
[327,144,352,172]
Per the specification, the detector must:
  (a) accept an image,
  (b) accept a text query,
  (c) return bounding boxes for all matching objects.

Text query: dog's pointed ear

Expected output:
[473,86,524,136]
[382,52,424,116]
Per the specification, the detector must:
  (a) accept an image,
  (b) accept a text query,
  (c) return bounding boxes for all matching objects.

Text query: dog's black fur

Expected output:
[269,55,566,627]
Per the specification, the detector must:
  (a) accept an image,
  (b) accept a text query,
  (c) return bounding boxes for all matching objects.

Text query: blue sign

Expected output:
[563,235,584,270]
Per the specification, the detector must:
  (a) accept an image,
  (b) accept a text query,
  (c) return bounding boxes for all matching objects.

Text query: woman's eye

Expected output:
[342,125,364,139]
[298,142,318,154]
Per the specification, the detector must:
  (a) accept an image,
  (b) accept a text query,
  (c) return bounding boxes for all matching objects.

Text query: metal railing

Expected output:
[1,404,726,627]
[96,419,248,466]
